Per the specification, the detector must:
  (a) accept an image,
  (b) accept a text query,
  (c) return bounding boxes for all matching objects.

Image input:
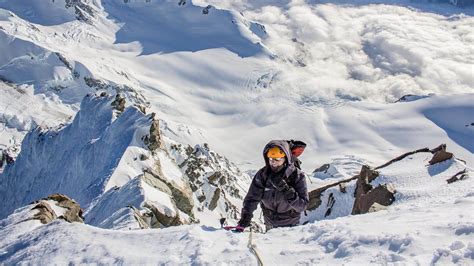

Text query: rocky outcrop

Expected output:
[83,76,149,108]
[31,201,57,224]
[353,184,395,214]
[429,144,453,165]
[29,193,84,224]
[170,143,250,221]
[142,169,194,216]
[143,117,165,152]
[208,188,221,211]
[308,144,457,220]
[46,194,84,223]
[143,202,184,227]
[111,94,126,113]
[64,0,96,24]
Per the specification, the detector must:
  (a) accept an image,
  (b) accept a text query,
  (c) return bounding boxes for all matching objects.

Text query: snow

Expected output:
[0,95,153,218]
[1,0,472,171]
[0,0,473,264]
[1,157,473,264]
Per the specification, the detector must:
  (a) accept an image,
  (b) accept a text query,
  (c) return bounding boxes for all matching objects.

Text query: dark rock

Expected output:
[143,169,194,215]
[208,172,223,185]
[339,183,346,193]
[356,184,396,214]
[55,53,73,71]
[447,169,469,184]
[202,5,212,14]
[351,165,381,215]
[111,94,126,113]
[143,119,164,152]
[135,104,147,114]
[307,190,323,211]
[197,194,206,203]
[84,76,109,90]
[324,193,335,217]
[130,206,149,229]
[65,0,95,24]
[29,194,83,224]
[429,144,453,165]
[208,188,221,211]
[313,163,330,173]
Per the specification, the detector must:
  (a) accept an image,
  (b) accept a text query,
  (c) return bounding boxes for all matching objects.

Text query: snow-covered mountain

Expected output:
[0,0,473,264]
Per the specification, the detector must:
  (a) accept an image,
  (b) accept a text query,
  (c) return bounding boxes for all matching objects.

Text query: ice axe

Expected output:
[220,218,244,232]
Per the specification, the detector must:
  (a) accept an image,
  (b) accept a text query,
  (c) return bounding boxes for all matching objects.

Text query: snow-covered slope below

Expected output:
[0,0,472,172]
[1,151,472,264]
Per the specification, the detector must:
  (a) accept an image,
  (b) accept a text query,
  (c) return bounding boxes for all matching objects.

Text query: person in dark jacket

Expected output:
[238,140,309,231]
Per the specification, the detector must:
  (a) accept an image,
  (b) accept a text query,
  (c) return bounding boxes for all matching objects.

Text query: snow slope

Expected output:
[0,0,472,171]
[0,0,473,264]
[1,151,472,264]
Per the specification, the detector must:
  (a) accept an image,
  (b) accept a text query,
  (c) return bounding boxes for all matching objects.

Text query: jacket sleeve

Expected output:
[241,169,265,218]
[288,172,309,212]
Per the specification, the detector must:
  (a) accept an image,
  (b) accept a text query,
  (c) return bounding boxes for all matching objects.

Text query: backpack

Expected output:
[287,140,306,169]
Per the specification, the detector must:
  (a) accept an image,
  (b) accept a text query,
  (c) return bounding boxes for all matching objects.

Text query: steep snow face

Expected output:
[0,0,78,26]
[0,94,153,218]
[0,92,252,228]
[101,0,266,57]
[0,82,74,157]
[0,150,472,264]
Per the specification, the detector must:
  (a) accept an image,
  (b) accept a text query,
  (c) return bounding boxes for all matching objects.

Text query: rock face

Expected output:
[353,184,396,214]
[31,201,57,224]
[64,0,96,24]
[30,193,84,224]
[170,143,251,221]
[143,118,164,152]
[46,194,84,222]
[143,169,194,216]
[111,94,126,113]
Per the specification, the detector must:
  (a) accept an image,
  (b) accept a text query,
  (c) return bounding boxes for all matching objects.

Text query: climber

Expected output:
[237,140,309,232]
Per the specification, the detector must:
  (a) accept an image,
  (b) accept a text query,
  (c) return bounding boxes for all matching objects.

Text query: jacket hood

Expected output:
[262,140,296,177]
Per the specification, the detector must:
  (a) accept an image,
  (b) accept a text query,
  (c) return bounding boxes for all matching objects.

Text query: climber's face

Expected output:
[268,157,286,172]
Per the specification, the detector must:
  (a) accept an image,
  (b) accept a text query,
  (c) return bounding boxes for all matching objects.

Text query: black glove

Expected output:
[238,213,252,227]
[283,187,297,201]
[271,174,290,192]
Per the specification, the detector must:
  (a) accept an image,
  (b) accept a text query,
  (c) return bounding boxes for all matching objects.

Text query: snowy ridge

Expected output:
[0,93,253,229]
[0,94,153,219]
